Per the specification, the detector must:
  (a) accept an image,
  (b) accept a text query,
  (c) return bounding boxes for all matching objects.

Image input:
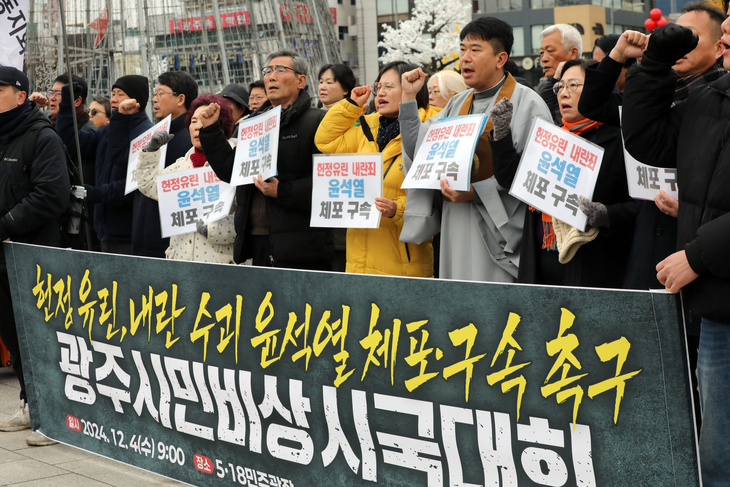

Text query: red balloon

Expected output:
[656,17,668,27]
[650,8,663,20]
[645,18,657,31]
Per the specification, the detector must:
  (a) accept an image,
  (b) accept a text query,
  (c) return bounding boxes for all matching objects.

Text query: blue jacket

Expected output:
[130,112,191,257]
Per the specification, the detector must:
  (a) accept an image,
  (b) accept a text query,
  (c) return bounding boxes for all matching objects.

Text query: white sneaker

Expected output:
[0,401,31,432]
[26,430,57,446]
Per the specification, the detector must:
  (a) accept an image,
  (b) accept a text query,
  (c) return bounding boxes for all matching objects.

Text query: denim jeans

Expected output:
[698,318,730,486]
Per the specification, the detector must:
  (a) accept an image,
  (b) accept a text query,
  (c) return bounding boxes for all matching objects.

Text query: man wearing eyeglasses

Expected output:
[29,74,95,132]
[130,71,198,258]
[198,49,333,269]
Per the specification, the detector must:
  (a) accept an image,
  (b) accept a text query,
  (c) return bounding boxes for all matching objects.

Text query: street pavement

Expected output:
[0,366,188,486]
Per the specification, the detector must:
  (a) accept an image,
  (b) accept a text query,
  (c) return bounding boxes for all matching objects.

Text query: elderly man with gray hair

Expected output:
[198,49,333,270]
[537,23,583,124]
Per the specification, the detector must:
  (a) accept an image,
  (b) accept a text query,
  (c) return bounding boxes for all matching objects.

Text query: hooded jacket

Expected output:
[200,89,333,267]
[315,99,440,276]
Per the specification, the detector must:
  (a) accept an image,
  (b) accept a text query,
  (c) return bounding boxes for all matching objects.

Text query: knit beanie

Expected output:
[112,75,150,111]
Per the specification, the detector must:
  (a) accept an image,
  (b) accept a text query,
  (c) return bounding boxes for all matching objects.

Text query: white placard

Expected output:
[0,0,28,69]
[157,167,236,238]
[619,107,679,201]
[231,105,280,186]
[402,114,488,192]
[310,154,383,229]
[125,115,171,195]
[509,117,604,231]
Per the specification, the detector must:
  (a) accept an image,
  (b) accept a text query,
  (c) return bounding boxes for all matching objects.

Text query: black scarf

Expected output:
[674,60,726,103]
[0,100,33,136]
[376,116,400,152]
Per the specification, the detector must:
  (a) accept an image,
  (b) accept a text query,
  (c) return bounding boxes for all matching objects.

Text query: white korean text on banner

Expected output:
[231,105,280,186]
[311,154,383,229]
[6,243,700,487]
[402,114,487,192]
[0,0,27,69]
[156,166,235,238]
[510,118,604,231]
[618,108,679,201]
[125,115,171,195]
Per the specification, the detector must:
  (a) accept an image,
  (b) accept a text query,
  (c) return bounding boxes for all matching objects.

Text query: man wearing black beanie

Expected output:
[111,75,150,112]
[56,74,152,254]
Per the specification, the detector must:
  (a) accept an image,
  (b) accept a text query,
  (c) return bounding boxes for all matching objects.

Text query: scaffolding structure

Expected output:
[26,0,340,98]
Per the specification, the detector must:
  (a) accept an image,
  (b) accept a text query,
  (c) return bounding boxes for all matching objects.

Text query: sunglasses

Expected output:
[89,108,107,117]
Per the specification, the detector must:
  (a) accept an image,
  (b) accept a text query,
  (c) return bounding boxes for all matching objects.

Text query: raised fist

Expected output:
[350,85,372,109]
[119,98,141,115]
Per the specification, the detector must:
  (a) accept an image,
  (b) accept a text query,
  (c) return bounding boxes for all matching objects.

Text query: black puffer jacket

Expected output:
[0,104,70,271]
[200,90,333,267]
[623,66,730,324]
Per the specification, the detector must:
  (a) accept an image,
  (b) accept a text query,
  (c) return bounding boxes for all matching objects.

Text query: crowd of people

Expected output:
[0,4,729,484]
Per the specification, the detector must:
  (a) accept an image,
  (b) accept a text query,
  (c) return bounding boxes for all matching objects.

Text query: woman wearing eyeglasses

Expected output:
[490,58,636,288]
[315,61,441,277]
[427,70,466,109]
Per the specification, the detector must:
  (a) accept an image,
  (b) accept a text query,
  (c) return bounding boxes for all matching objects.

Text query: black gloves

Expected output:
[642,24,698,73]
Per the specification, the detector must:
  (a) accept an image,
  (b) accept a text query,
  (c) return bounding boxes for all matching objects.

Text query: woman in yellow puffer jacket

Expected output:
[315,61,441,277]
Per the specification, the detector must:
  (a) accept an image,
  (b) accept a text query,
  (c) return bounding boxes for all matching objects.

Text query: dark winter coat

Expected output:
[623,66,730,325]
[200,89,333,267]
[88,110,152,243]
[56,102,98,185]
[130,112,191,257]
[57,102,110,241]
[0,105,70,271]
[491,124,637,288]
[579,57,724,293]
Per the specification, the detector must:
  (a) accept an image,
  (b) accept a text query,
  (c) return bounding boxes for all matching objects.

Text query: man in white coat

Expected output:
[399,16,552,281]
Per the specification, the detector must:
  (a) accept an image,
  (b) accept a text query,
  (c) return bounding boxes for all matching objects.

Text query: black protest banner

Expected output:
[6,243,698,486]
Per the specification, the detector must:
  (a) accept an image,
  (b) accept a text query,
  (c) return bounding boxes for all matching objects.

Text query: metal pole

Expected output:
[120,0,127,74]
[244,0,262,80]
[271,0,289,49]
[210,0,231,85]
[200,3,217,91]
[59,0,94,250]
[310,0,330,64]
[57,3,64,76]
[106,0,115,83]
[137,0,149,79]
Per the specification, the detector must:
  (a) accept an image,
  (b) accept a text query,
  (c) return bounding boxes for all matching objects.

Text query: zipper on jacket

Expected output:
[404,243,411,262]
